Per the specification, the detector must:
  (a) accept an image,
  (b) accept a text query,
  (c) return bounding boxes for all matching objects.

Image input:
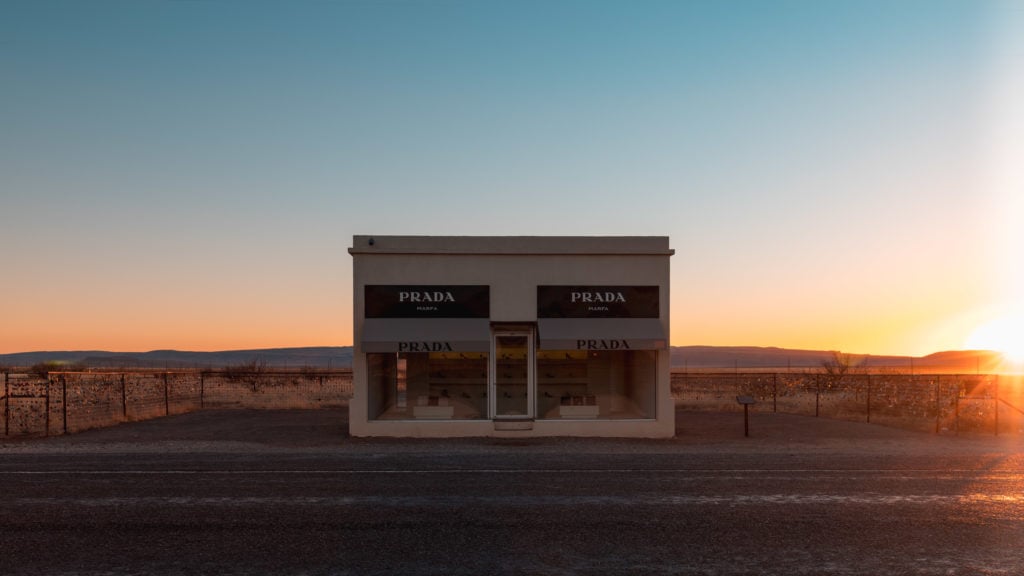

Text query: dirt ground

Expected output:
[3,406,1021,457]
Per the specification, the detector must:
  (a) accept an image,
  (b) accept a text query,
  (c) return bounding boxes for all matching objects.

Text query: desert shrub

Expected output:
[221,358,268,390]
[29,361,85,378]
[299,365,324,381]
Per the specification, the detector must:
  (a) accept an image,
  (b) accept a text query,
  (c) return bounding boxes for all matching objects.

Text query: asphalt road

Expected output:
[2,409,1024,575]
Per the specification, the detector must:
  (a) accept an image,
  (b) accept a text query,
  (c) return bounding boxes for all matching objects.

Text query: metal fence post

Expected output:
[772,373,777,413]
[121,374,127,420]
[994,376,1000,436]
[4,371,9,437]
[954,376,960,435]
[866,373,872,423]
[934,376,940,434]
[815,374,820,417]
[164,372,170,416]
[62,374,68,435]
[200,372,205,410]
[45,376,51,437]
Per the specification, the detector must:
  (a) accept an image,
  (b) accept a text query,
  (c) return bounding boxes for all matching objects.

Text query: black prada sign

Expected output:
[537,286,659,318]
[576,339,632,350]
[398,341,454,352]
[365,285,490,318]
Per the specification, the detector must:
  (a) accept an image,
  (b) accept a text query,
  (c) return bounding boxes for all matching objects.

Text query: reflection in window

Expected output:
[494,334,530,417]
[537,350,656,419]
[368,352,487,420]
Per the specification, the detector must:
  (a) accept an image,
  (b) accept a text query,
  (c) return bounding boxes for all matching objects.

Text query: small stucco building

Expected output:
[348,235,674,437]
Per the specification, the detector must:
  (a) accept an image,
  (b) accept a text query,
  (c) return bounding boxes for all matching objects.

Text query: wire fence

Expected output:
[5,369,1023,438]
[672,371,1024,435]
[2,370,353,438]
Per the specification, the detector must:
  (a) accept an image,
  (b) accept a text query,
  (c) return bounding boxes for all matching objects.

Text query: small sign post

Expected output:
[736,395,756,437]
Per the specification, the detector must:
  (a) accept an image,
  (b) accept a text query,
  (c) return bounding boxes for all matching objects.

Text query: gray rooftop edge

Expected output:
[348,235,674,256]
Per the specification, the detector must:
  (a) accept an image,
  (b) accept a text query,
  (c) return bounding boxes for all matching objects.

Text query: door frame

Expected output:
[489,325,536,420]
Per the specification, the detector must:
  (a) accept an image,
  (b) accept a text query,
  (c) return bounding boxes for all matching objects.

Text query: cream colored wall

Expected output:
[354,253,667,320]
[349,237,673,438]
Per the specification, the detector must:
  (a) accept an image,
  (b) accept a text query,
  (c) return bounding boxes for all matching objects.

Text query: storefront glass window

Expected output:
[537,350,656,419]
[368,352,488,420]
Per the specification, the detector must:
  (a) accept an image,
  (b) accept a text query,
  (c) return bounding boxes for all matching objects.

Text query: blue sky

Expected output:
[2,0,1021,356]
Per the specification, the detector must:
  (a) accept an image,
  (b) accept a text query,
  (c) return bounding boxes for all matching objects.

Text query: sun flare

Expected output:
[966,312,1024,364]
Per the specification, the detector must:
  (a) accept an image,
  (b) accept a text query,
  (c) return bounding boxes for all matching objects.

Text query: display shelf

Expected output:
[557,405,600,418]
[426,379,487,386]
[412,405,455,419]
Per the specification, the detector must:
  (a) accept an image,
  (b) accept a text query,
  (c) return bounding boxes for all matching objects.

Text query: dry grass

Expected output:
[673,370,1024,435]
[2,369,352,437]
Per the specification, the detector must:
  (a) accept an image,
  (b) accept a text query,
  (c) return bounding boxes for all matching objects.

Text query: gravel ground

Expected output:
[3,408,1024,575]
[2,406,1020,456]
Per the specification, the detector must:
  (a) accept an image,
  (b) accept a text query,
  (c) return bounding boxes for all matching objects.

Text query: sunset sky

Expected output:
[2,0,1022,357]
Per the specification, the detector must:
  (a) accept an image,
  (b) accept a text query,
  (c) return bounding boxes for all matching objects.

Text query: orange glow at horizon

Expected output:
[965,310,1024,364]
[669,271,991,357]
[0,295,355,354]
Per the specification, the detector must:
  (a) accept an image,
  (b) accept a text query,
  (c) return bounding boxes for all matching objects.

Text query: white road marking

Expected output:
[0,468,1019,476]
[6,494,1024,506]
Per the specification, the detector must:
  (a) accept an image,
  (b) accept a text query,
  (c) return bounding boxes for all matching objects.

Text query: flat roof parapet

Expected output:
[348,236,674,256]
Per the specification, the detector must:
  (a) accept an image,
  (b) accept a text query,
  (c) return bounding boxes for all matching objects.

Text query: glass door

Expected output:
[490,330,535,419]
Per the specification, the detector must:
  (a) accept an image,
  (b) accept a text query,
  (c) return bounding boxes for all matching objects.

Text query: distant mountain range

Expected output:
[670,346,1006,372]
[0,345,1006,372]
[0,347,354,370]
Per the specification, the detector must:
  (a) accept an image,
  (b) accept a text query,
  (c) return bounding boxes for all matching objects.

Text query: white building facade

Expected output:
[349,236,674,437]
